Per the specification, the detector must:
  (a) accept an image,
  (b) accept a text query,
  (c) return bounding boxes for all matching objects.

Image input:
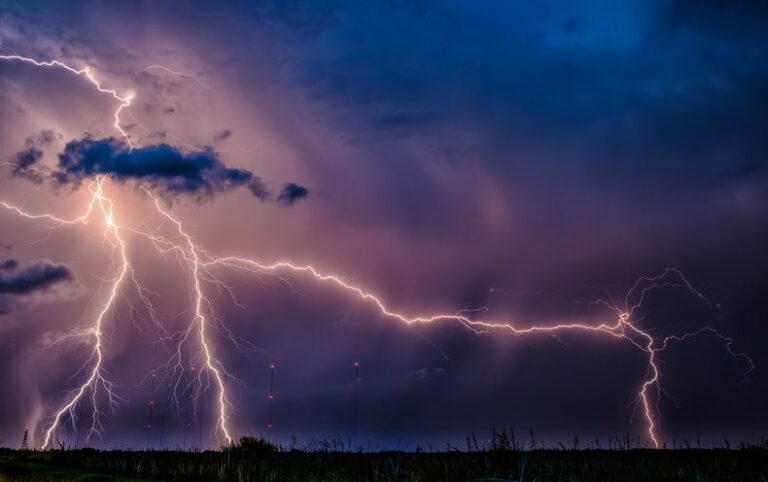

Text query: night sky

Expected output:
[0,0,766,450]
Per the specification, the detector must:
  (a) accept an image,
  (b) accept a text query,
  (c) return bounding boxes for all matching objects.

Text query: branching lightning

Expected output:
[0,54,754,450]
[0,55,134,148]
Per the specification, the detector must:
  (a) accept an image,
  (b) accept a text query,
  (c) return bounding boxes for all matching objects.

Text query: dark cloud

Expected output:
[664,0,768,42]
[407,367,447,380]
[9,130,60,184]
[53,137,269,202]
[0,259,19,271]
[284,0,768,184]
[561,16,590,35]
[277,182,309,206]
[0,260,72,295]
[0,260,73,314]
[248,178,270,200]
[11,134,310,206]
[13,147,43,173]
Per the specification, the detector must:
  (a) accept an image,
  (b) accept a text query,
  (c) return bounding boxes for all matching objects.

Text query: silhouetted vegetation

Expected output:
[0,435,767,481]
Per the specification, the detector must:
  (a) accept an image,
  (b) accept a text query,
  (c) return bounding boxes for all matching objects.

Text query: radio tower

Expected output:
[183,394,192,450]
[352,361,359,443]
[74,414,82,448]
[198,408,205,450]
[146,374,156,450]
[158,411,166,449]
[267,364,275,441]
[183,366,195,450]
[20,428,29,450]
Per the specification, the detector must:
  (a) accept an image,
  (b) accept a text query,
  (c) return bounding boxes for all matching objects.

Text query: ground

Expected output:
[1,447,767,481]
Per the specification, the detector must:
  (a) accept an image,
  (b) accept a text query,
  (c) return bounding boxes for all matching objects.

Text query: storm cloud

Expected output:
[277,182,309,206]
[0,260,72,295]
[52,137,267,202]
[0,259,73,314]
[0,0,766,449]
[10,130,60,184]
[0,259,19,271]
[9,136,309,206]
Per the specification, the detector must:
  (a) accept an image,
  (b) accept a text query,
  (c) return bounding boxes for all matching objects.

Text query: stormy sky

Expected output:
[0,0,766,450]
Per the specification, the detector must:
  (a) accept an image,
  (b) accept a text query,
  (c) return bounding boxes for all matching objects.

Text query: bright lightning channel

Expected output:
[0,54,754,450]
[0,54,133,147]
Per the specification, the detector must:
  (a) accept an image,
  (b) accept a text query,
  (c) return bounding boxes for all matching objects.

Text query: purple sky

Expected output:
[0,0,766,450]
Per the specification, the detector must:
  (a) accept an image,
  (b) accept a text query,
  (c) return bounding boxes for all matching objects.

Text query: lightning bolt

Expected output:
[0,54,133,147]
[2,178,128,449]
[149,194,233,445]
[0,54,754,449]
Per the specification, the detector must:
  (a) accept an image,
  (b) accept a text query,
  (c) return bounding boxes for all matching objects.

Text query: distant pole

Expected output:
[198,386,207,450]
[20,428,29,450]
[159,382,169,449]
[184,366,196,451]
[183,394,192,450]
[267,363,275,441]
[198,409,205,451]
[158,411,165,449]
[183,406,190,450]
[353,361,359,442]
[75,414,82,448]
[146,374,156,450]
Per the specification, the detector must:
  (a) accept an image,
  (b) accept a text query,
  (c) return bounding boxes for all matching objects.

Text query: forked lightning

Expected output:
[0,54,753,449]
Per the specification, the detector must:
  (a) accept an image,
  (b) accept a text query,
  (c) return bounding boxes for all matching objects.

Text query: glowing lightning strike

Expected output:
[0,54,133,147]
[0,177,237,448]
[42,179,131,449]
[0,52,754,450]
[2,178,129,449]
[148,194,233,445]
[193,260,753,448]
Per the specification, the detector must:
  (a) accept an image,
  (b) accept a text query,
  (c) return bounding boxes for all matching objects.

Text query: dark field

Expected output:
[1,445,767,482]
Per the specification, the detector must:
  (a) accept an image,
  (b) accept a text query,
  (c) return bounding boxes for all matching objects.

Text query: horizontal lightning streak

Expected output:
[196,257,752,449]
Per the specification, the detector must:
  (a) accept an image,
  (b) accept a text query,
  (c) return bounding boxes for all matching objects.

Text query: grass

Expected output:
[1,437,767,482]
[0,458,145,482]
